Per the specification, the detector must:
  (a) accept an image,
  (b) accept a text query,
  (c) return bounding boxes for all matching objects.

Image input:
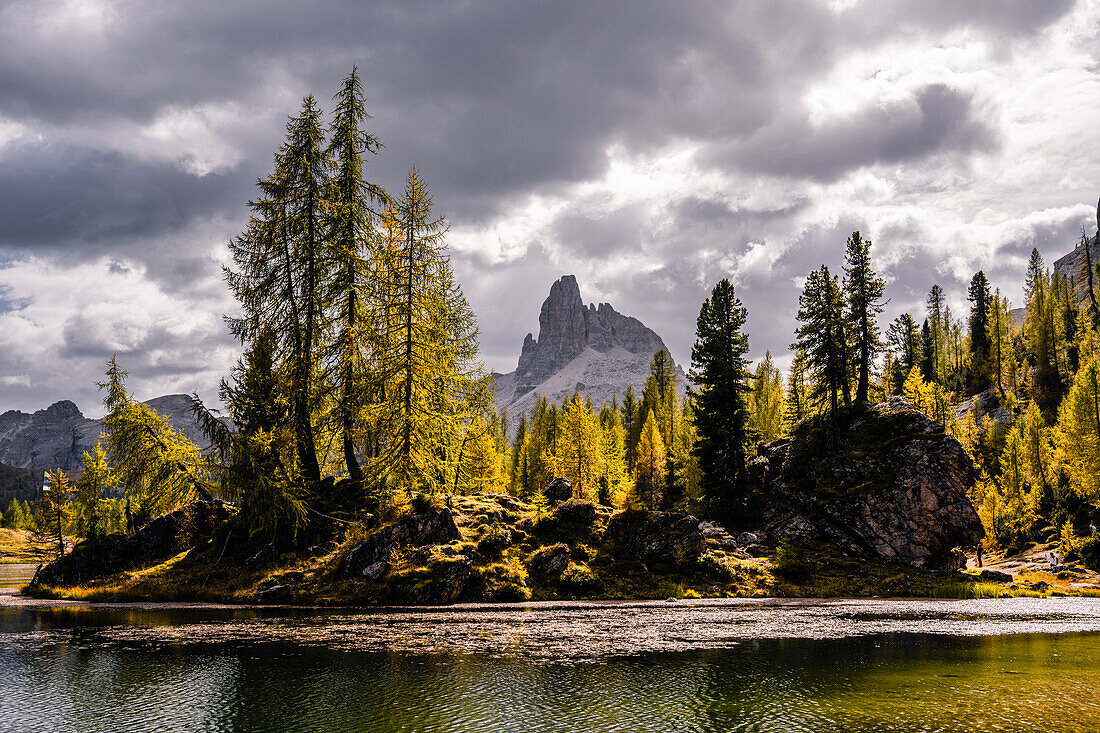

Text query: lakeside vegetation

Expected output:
[16,70,1100,604]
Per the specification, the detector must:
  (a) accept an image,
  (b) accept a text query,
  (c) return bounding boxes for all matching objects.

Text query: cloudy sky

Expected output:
[0,0,1098,415]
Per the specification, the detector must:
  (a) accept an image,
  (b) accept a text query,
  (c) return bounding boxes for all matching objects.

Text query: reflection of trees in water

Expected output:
[3,620,1100,732]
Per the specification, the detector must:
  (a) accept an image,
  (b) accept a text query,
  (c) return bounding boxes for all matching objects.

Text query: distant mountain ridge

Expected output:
[492,275,684,425]
[0,394,208,472]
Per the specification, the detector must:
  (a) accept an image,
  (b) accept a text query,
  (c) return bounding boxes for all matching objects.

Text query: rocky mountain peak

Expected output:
[492,276,682,428]
[511,275,670,398]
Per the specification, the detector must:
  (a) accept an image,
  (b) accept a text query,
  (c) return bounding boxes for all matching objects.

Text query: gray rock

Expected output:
[605,510,706,565]
[491,275,687,431]
[529,543,570,578]
[755,400,984,570]
[340,508,460,578]
[736,531,765,546]
[386,556,472,604]
[544,477,574,504]
[361,561,390,581]
[978,568,1013,583]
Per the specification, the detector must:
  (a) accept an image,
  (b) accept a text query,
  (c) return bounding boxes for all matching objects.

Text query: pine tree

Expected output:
[920,319,935,382]
[214,327,305,540]
[689,279,751,522]
[967,270,992,392]
[784,349,811,426]
[842,231,885,404]
[887,313,921,393]
[372,169,490,495]
[325,67,386,483]
[1078,228,1098,319]
[927,285,946,383]
[793,265,850,431]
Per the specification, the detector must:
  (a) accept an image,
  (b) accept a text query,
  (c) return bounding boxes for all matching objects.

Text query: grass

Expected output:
[0,528,57,563]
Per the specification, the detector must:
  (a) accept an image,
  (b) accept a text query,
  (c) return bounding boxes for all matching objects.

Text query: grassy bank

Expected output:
[22,494,1100,605]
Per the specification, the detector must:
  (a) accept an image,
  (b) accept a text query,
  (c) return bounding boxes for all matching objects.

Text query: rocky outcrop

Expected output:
[33,500,233,587]
[750,397,983,570]
[0,393,212,475]
[492,275,685,429]
[605,509,706,565]
[340,507,461,578]
[1052,197,1100,306]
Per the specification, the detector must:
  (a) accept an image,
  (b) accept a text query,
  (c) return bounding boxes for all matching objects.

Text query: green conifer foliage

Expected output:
[325,66,386,483]
[842,231,885,404]
[793,265,850,430]
[690,279,751,522]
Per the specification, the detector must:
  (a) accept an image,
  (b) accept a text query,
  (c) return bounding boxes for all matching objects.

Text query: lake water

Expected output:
[2,578,1100,732]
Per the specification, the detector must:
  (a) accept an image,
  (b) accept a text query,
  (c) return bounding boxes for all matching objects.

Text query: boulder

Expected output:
[341,507,460,578]
[544,477,574,504]
[978,568,1013,583]
[528,543,570,578]
[605,509,706,565]
[386,556,472,604]
[753,399,984,570]
[34,500,234,587]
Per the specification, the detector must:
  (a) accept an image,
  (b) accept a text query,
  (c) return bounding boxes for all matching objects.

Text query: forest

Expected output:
[9,69,1100,574]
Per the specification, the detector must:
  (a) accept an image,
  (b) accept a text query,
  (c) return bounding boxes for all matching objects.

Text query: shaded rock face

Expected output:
[544,477,573,504]
[605,509,706,565]
[341,508,461,578]
[0,394,212,473]
[493,275,684,429]
[751,398,983,570]
[34,501,233,587]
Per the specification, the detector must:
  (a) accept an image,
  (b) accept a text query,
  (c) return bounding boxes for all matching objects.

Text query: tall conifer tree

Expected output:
[689,279,751,522]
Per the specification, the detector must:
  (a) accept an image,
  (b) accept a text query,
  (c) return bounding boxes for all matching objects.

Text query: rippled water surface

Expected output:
[3,587,1100,732]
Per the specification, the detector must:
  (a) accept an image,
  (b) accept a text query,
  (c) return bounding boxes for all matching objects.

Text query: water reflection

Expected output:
[2,598,1100,731]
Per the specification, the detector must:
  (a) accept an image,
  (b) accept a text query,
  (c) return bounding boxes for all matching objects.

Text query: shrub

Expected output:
[1079,534,1100,570]
[774,540,812,582]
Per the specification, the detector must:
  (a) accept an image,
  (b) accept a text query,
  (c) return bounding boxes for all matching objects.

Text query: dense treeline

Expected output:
[29,69,1100,566]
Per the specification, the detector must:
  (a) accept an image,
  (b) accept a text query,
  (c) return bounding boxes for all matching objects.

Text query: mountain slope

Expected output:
[0,394,209,472]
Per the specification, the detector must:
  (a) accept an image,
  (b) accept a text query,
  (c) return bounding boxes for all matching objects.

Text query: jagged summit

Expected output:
[512,275,669,397]
[492,275,682,425]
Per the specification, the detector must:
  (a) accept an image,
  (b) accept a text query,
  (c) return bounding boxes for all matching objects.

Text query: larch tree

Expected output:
[634,410,666,510]
[225,94,332,486]
[842,231,885,404]
[987,289,1014,396]
[325,66,386,483]
[689,279,752,522]
[372,169,490,495]
[748,351,784,442]
[1056,353,1100,499]
[98,357,215,516]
